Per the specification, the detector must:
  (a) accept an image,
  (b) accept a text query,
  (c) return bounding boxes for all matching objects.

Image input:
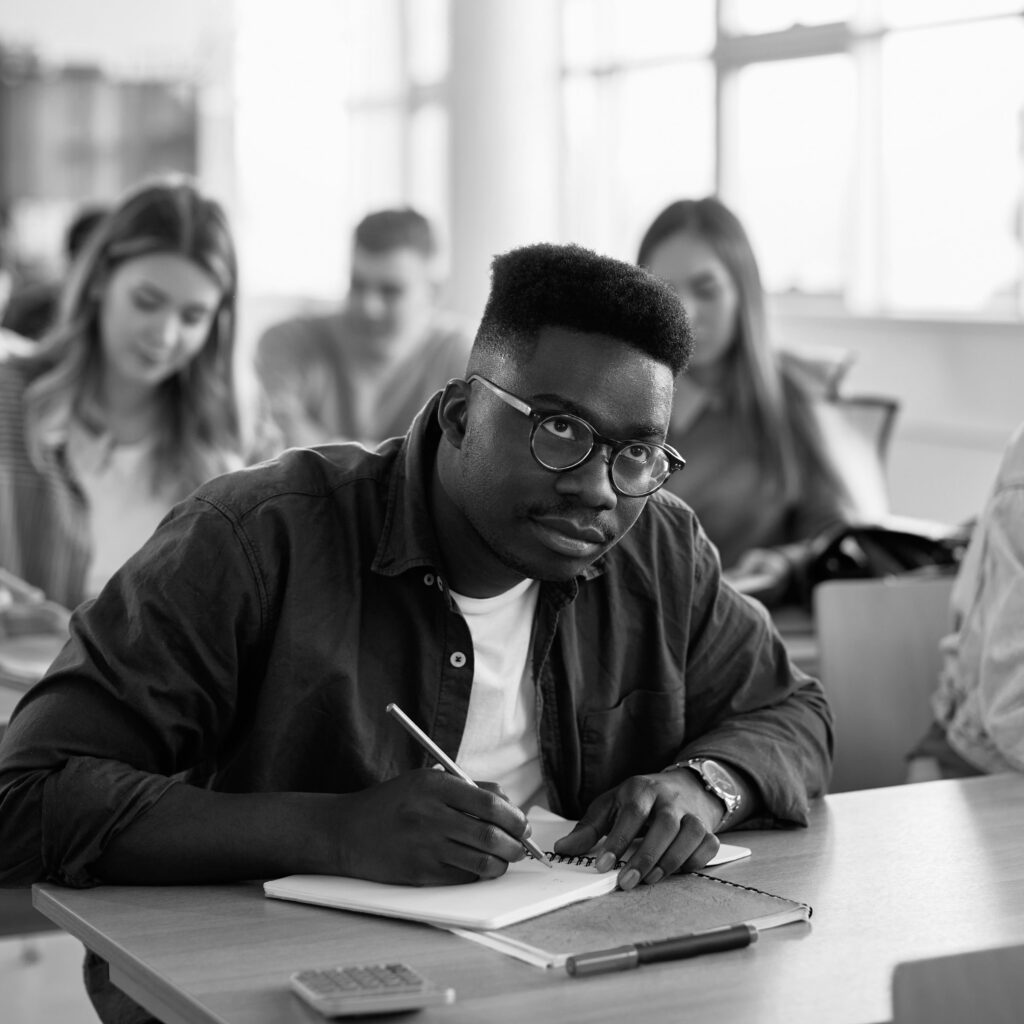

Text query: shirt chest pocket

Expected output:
[579,689,686,803]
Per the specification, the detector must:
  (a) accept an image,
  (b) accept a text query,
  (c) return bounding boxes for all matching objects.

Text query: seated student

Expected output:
[0,175,276,612]
[256,206,472,448]
[0,244,832,1022]
[907,421,1024,780]
[637,198,859,601]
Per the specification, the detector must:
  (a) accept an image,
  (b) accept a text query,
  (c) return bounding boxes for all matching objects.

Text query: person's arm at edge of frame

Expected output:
[973,466,1024,771]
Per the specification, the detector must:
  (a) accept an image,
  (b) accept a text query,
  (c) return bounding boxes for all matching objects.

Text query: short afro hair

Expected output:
[469,243,692,377]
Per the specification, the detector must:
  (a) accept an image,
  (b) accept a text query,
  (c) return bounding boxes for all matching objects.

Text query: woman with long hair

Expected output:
[0,175,274,610]
[637,197,856,599]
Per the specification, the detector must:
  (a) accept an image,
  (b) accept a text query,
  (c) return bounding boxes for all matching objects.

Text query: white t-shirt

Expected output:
[450,577,546,810]
[67,425,179,599]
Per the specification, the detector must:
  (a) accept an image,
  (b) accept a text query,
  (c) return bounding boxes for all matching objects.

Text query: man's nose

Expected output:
[552,445,618,509]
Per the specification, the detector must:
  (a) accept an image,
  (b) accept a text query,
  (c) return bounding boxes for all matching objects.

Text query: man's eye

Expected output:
[619,444,653,465]
[541,417,582,442]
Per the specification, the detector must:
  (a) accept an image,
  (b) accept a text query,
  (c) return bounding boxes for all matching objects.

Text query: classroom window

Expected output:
[342,0,450,233]
[725,54,856,296]
[559,0,1024,319]
[879,18,1024,315]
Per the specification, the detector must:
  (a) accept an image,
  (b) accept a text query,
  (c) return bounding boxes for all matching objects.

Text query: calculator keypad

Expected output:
[295,963,425,996]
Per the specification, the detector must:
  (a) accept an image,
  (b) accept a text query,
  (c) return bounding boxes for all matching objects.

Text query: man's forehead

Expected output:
[503,326,675,434]
[515,326,672,382]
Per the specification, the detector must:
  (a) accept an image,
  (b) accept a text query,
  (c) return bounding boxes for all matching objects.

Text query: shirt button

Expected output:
[449,651,467,668]
[423,573,435,586]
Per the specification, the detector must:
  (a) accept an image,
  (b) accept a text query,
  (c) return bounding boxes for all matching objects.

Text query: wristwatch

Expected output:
[665,757,742,830]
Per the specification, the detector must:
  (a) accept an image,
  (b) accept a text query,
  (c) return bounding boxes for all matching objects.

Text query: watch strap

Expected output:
[663,757,741,829]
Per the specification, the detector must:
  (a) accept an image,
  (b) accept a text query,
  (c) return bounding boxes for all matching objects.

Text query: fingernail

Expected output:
[619,869,640,890]
[646,867,664,885]
[595,851,617,873]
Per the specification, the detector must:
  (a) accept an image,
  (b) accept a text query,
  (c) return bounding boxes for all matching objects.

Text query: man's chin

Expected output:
[501,544,606,585]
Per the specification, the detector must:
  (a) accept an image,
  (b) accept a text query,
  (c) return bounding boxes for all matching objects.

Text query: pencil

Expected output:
[385,702,552,869]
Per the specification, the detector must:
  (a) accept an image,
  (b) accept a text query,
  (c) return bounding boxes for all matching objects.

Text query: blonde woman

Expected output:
[637,197,856,602]
[0,176,274,611]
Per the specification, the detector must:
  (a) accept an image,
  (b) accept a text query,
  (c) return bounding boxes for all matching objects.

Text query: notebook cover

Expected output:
[449,871,811,968]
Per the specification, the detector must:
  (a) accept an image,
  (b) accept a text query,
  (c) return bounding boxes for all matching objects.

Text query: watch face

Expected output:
[701,760,740,799]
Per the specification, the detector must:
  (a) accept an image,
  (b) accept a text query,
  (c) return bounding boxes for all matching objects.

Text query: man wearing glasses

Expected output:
[0,245,831,945]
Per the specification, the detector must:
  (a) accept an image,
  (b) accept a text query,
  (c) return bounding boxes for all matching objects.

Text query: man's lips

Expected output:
[531,516,609,557]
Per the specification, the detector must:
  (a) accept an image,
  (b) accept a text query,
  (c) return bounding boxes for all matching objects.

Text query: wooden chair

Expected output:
[812,571,955,792]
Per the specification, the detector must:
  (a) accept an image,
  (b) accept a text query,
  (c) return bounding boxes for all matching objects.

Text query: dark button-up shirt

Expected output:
[0,398,833,888]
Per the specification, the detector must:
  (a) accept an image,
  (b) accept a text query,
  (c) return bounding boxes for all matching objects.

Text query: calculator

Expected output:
[290,962,456,1017]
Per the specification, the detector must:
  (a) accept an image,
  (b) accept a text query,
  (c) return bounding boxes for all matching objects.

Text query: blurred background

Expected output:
[1,0,1022,521]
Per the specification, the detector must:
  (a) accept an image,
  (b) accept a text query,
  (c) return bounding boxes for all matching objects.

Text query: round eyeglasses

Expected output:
[468,375,685,498]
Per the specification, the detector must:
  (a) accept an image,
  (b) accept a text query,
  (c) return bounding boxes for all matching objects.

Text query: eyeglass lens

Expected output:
[532,415,670,496]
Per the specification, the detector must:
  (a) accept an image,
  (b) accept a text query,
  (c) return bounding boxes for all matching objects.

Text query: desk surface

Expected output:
[35,774,1024,1024]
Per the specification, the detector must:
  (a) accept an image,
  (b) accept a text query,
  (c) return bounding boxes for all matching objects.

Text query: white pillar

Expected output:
[447,0,562,324]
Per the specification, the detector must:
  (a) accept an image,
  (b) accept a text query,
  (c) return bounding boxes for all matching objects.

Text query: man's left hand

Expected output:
[551,770,724,890]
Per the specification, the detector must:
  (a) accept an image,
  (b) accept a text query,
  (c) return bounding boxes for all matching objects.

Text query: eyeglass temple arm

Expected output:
[467,374,533,417]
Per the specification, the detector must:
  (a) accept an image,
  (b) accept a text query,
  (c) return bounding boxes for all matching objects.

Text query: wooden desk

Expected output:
[34,774,1024,1024]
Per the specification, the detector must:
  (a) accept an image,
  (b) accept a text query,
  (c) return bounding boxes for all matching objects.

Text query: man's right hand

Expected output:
[324,769,529,885]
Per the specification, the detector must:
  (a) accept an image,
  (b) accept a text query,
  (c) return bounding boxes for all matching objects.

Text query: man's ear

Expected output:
[437,378,471,449]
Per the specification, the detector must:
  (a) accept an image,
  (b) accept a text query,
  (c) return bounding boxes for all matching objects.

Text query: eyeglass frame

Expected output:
[465,373,685,497]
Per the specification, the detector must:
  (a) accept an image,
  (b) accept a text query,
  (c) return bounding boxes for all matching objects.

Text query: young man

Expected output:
[0,243,831,1014]
[256,206,472,448]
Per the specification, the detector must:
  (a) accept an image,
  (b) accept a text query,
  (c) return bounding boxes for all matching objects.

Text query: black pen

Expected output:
[565,923,757,977]
[385,702,552,868]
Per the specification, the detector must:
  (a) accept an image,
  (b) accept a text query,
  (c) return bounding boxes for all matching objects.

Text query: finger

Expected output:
[475,780,510,802]
[438,819,525,879]
[435,775,528,840]
[423,779,529,865]
[615,802,689,889]
[552,796,615,857]
[630,816,716,888]
[590,790,657,872]
[679,830,721,872]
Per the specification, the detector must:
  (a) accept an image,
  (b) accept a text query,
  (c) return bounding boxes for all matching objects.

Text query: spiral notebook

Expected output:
[449,870,811,969]
[263,809,751,931]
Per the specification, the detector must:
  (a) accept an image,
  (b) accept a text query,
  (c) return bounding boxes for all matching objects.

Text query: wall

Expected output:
[772,307,1023,523]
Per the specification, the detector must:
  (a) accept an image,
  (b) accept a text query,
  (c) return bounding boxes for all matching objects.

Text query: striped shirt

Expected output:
[0,356,90,609]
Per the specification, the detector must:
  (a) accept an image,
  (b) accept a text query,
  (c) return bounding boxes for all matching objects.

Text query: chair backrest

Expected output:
[813,395,900,521]
[812,572,955,792]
